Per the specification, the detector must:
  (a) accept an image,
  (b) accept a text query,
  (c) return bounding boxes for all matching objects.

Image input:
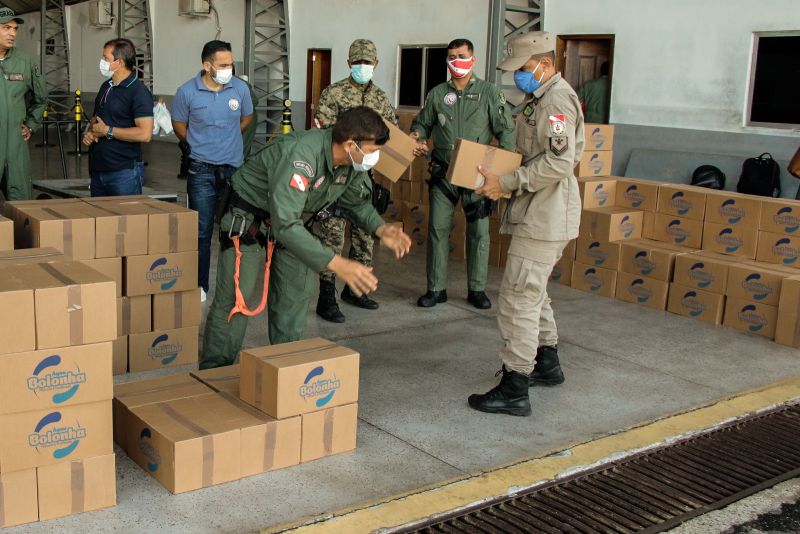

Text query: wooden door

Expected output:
[305,49,332,129]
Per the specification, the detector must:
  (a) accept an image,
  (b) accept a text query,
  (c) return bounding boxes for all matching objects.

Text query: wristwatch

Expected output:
[106,126,114,140]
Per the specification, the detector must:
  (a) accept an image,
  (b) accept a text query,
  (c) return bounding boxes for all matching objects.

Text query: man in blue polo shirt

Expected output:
[82,38,153,196]
[172,40,253,301]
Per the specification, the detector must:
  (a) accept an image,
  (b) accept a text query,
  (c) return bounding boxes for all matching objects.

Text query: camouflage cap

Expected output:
[349,39,377,63]
[0,6,24,25]
[499,31,554,71]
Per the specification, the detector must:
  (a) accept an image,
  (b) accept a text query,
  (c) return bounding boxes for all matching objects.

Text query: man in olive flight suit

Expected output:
[201,107,411,369]
[410,38,515,310]
[313,38,398,323]
[0,7,48,201]
[469,31,584,417]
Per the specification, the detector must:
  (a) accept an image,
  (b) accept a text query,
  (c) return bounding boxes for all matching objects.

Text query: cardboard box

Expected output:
[549,258,573,286]
[619,239,690,282]
[118,295,152,336]
[704,191,762,228]
[723,297,778,338]
[14,205,97,259]
[36,453,116,520]
[112,336,127,375]
[0,268,37,355]
[584,124,615,151]
[0,468,38,527]
[75,202,149,258]
[726,263,791,306]
[0,400,112,471]
[128,326,199,373]
[301,403,358,463]
[382,199,405,223]
[657,185,707,221]
[578,177,617,209]
[702,222,758,259]
[0,216,12,251]
[407,224,429,249]
[373,119,417,182]
[124,251,198,296]
[563,238,577,261]
[756,231,800,266]
[575,151,613,177]
[138,200,198,254]
[575,237,622,270]
[0,246,66,265]
[445,139,522,189]
[451,210,467,235]
[580,207,643,242]
[0,342,112,415]
[489,240,501,267]
[83,257,123,297]
[642,211,656,240]
[240,338,360,420]
[615,179,660,212]
[125,393,241,493]
[673,252,734,294]
[4,200,81,247]
[448,231,466,260]
[775,276,800,348]
[759,199,800,236]
[571,261,618,298]
[403,203,429,229]
[615,271,670,310]
[152,289,201,330]
[667,283,726,325]
[651,213,704,249]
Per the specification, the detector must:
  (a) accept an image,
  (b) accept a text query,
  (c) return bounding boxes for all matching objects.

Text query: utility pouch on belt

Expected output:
[464,197,496,223]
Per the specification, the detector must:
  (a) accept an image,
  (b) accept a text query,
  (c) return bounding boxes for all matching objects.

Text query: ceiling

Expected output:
[2,1,85,16]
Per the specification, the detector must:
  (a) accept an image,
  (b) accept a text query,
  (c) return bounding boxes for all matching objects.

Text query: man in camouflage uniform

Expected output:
[313,38,398,323]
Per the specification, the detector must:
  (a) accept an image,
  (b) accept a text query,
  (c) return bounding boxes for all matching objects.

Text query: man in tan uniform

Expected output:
[468,31,584,416]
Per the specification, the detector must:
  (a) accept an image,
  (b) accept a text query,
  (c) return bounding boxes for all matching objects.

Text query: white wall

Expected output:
[544,0,800,135]
[68,1,117,93]
[288,0,492,106]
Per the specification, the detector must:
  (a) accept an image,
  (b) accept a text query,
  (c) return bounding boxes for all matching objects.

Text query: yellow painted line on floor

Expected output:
[265,376,800,534]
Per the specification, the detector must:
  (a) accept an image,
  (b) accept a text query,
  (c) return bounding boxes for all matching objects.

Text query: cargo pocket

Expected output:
[506,193,533,224]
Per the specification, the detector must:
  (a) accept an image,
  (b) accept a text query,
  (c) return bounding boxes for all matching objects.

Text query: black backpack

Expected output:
[737,153,781,197]
[691,165,726,190]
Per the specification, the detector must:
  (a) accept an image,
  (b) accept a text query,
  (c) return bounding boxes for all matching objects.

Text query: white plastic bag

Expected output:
[152,100,174,136]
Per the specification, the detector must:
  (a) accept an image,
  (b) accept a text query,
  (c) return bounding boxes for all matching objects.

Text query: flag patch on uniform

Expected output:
[549,114,566,135]
[290,173,309,192]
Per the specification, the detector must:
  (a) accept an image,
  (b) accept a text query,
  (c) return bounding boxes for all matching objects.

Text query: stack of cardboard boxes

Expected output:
[0,258,117,527]
[3,196,200,374]
[112,338,359,494]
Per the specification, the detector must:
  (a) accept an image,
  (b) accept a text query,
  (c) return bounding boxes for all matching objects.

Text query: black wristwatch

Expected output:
[106,126,114,140]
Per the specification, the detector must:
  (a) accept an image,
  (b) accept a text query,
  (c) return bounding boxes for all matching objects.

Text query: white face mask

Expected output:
[212,67,233,85]
[99,58,114,79]
[349,142,380,172]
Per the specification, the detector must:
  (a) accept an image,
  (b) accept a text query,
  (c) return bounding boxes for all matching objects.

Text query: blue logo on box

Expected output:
[28,355,86,404]
[593,183,609,206]
[147,258,183,291]
[681,291,705,317]
[633,250,654,275]
[624,185,644,208]
[668,219,688,244]
[28,412,85,459]
[716,227,742,254]
[743,273,770,301]
[148,334,181,366]
[628,278,652,303]
[719,199,743,224]
[773,238,798,264]
[776,207,799,234]
[670,192,691,216]
[688,262,713,289]
[299,366,341,408]
[738,304,767,332]
[138,428,160,472]
[583,268,603,292]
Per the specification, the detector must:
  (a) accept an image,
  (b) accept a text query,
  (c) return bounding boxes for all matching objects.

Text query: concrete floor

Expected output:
[7,139,800,533]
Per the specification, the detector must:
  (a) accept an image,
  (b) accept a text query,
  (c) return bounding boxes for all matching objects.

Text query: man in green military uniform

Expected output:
[201,107,411,369]
[313,38,398,323]
[410,38,515,310]
[0,7,47,201]
[578,61,609,124]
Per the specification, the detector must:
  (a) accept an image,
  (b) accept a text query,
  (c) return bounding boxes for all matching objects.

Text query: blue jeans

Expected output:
[90,162,144,197]
[187,159,237,293]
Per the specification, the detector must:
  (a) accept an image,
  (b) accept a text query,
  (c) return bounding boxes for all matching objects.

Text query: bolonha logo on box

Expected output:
[718,199,745,224]
[623,185,645,208]
[627,279,652,303]
[591,127,606,149]
[774,207,800,234]
[772,238,799,264]
[148,334,182,366]
[28,355,86,404]
[147,257,183,291]
[738,304,768,332]
[715,228,742,254]
[592,184,609,206]
[667,219,689,244]
[669,192,692,216]
[582,268,603,292]
[681,291,706,317]
[688,262,714,288]
[550,264,563,281]
[588,154,604,174]
[138,427,161,472]
[742,273,772,301]
[618,216,635,238]
[587,241,608,266]
[28,412,85,460]
[633,250,655,275]
[299,366,341,409]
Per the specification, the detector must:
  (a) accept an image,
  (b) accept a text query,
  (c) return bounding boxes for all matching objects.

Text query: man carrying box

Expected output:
[201,107,411,369]
[469,32,584,416]
[410,38,515,310]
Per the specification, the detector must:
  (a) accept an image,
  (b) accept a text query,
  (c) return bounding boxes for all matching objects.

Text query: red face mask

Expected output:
[447,57,474,79]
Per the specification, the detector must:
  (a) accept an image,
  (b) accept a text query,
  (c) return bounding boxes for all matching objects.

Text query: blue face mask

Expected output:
[514,62,544,94]
[351,64,375,85]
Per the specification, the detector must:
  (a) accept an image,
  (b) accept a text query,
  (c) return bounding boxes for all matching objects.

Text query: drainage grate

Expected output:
[403,404,800,534]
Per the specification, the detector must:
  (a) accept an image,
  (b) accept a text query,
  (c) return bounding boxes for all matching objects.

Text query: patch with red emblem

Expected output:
[289,173,309,192]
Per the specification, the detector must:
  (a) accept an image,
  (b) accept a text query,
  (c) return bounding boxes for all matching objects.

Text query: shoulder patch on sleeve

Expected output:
[289,173,309,192]
[293,161,314,178]
[550,136,568,156]
[548,114,566,136]
[499,91,506,104]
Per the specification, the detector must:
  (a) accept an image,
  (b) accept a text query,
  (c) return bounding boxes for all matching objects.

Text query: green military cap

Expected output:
[0,6,24,24]
[499,31,554,71]
[349,39,377,63]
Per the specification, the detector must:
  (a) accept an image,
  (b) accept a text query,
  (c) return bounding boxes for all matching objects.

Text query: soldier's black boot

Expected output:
[417,290,447,308]
[316,279,345,323]
[468,367,531,416]
[467,290,492,309]
[530,345,565,386]
[341,285,379,310]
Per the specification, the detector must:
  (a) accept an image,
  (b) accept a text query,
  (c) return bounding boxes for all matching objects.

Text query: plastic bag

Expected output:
[152,100,174,136]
